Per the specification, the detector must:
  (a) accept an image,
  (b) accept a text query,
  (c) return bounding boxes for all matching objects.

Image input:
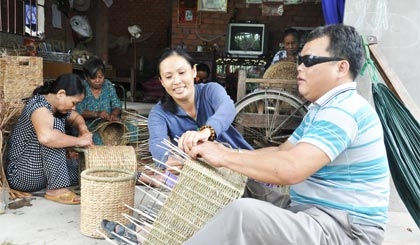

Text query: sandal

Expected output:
[44,191,80,205]
[101,219,138,244]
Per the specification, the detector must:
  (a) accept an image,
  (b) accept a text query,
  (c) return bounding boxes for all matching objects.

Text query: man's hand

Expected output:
[188,141,231,168]
[166,155,184,176]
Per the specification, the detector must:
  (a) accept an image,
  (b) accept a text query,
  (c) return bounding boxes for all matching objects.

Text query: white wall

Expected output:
[344,0,420,111]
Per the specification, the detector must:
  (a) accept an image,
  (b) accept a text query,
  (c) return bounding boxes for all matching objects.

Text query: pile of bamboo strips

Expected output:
[121,110,154,172]
[0,104,32,200]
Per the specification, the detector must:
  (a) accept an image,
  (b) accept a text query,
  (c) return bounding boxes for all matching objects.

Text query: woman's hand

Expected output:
[77,131,93,147]
[178,129,211,153]
[166,155,184,176]
[109,113,120,121]
[66,149,79,159]
[97,111,110,120]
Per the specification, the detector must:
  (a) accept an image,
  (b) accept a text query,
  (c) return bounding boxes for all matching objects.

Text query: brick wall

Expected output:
[108,0,324,71]
[1,1,323,74]
[170,1,324,57]
[108,0,172,70]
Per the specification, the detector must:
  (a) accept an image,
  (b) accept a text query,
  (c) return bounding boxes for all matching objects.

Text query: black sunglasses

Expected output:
[297,55,343,67]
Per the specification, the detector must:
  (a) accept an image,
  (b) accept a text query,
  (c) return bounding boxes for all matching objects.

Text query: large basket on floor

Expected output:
[78,145,138,173]
[80,168,136,238]
[142,158,247,244]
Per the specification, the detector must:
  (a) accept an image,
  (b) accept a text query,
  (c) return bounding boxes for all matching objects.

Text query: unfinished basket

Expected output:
[80,168,136,238]
[142,158,247,244]
[95,121,129,146]
[78,145,138,174]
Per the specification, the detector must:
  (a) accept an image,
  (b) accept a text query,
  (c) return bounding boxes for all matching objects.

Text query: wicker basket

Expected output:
[93,121,129,146]
[0,56,43,107]
[262,61,299,96]
[78,145,138,174]
[80,168,136,238]
[142,158,247,244]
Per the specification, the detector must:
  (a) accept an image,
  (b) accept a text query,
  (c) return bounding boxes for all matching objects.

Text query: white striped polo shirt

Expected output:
[288,82,390,228]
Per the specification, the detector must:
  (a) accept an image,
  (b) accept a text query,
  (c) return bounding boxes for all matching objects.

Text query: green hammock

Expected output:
[361,36,420,228]
[372,82,420,228]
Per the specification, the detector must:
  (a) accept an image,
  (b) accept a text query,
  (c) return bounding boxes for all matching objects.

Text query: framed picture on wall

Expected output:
[198,0,228,12]
[179,0,200,24]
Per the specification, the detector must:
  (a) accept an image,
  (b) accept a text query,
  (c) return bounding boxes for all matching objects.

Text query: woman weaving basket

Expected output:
[6,74,93,205]
[75,57,123,145]
[75,57,158,186]
[101,48,256,243]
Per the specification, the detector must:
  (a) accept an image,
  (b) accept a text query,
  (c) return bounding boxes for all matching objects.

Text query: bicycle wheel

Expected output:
[234,90,308,148]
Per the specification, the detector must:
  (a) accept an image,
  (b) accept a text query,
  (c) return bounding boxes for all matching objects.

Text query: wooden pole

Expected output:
[367,36,420,122]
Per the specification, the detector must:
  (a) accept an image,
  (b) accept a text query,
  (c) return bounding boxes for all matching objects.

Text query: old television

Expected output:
[226,22,268,58]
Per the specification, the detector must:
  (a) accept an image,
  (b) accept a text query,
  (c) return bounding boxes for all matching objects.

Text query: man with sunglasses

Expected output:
[183,24,390,244]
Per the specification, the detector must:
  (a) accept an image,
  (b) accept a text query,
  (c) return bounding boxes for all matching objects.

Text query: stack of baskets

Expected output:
[79,146,137,238]
[0,56,43,133]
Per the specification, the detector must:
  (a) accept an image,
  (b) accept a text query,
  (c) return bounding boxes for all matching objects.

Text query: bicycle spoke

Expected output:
[234,90,308,148]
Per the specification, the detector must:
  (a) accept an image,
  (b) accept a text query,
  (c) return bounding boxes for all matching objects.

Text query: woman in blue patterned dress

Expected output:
[76,57,122,145]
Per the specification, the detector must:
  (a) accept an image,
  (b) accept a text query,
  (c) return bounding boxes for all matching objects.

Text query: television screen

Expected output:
[231,27,262,51]
[227,23,267,57]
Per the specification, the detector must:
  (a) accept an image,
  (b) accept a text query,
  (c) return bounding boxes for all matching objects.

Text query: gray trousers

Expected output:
[184,180,385,245]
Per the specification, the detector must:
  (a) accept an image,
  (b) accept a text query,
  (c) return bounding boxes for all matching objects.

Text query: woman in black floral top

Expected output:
[6,73,93,205]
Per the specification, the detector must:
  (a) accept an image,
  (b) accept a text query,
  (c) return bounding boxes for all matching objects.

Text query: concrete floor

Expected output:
[1,102,419,245]
[0,177,419,245]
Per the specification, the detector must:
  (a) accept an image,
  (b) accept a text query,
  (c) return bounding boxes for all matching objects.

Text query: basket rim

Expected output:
[81,167,135,182]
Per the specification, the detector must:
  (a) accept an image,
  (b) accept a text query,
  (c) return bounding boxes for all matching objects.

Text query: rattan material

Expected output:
[80,168,136,238]
[0,56,43,106]
[142,158,247,245]
[78,145,138,173]
[263,61,297,79]
[95,121,129,146]
[262,61,299,96]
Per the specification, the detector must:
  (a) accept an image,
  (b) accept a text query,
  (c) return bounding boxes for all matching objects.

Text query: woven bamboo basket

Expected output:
[80,168,136,238]
[262,61,299,96]
[78,145,138,174]
[142,158,247,244]
[0,56,43,106]
[95,121,129,146]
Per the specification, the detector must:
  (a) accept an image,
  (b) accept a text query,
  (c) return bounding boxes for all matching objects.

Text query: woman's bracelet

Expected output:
[199,125,216,141]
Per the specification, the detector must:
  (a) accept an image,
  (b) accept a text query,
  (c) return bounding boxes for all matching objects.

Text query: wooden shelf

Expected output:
[43,61,72,80]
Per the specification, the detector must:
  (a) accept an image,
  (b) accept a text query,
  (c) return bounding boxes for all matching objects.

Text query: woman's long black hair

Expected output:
[157,48,195,114]
[32,73,85,96]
